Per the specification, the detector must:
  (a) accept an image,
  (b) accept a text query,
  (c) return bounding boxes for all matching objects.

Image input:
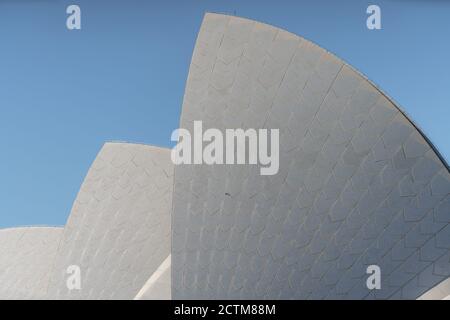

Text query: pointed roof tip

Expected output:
[202,11,234,19]
[102,140,171,151]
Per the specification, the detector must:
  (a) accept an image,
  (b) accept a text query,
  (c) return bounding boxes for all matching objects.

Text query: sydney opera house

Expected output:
[0,13,449,300]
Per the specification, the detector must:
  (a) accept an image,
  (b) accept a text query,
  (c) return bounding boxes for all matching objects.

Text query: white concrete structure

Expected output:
[172,13,450,300]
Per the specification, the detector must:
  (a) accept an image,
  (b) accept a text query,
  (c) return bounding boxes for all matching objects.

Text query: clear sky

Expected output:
[0,0,448,228]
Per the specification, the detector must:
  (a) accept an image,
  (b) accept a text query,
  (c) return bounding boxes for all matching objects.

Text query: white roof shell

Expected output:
[46,142,173,299]
[0,227,63,299]
[171,13,450,300]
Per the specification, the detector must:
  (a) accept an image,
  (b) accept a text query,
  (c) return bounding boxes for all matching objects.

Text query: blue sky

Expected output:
[0,0,448,228]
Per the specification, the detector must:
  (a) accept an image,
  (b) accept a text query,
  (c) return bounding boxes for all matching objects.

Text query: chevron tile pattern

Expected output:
[0,227,63,299]
[172,13,450,299]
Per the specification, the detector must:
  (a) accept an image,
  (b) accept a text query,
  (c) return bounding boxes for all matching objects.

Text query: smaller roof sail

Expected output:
[46,142,173,299]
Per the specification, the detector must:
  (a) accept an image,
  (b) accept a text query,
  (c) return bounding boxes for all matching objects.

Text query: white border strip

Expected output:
[134,255,171,300]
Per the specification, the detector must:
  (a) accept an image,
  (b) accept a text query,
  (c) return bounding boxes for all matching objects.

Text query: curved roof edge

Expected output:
[61,141,172,227]
[200,12,449,172]
[0,226,64,232]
